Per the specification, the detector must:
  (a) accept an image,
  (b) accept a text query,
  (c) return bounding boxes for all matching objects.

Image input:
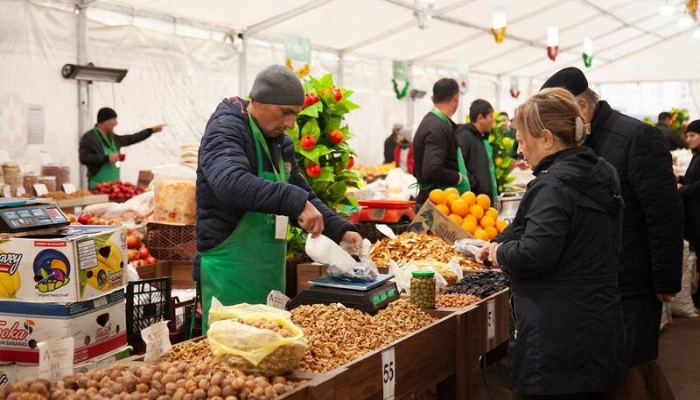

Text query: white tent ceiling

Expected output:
[91,0,700,83]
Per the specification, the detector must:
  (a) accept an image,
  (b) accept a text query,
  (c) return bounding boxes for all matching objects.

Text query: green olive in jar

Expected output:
[410,270,436,309]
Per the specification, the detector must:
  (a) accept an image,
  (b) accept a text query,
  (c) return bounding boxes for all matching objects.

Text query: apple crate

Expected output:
[146,222,197,261]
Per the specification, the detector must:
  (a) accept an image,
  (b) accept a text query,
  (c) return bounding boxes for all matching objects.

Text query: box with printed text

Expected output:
[0,289,127,364]
[0,225,127,303]
[407,200,472,245]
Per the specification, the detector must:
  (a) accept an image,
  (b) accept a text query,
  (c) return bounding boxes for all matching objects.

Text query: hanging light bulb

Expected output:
[491,6,507,43]
[582,37,594,68]
[547,26,559,61]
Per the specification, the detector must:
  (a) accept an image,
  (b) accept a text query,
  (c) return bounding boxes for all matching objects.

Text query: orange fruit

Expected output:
[463,214,478,226]
[461,191,477,207]
[429,189,446,205]
[461,218,478,234]
[450,199,469,217]
[446,193,461,207]
[495,219,507,232]
[444,187,459,197]
[480,215,496,229]
[485,207,499,220]
[473,229,489,241]
[436,203,450,215]
[485,226,498,240]
[448,214,463,226]
[469,204,484,220]
[476,194,491,210]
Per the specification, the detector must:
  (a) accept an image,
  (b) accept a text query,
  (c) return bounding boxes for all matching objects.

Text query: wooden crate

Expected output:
[323,309,458,399]
[294,262,389,296]
[136,260,194,289]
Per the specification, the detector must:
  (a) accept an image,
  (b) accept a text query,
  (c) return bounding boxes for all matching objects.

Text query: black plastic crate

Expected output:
[356,222,410,243]
[125,277,172,354]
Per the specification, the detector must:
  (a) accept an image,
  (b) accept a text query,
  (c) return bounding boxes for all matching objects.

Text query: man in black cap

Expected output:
[78,107,165,188]
[541,67,683,372]
[194,64,362,328]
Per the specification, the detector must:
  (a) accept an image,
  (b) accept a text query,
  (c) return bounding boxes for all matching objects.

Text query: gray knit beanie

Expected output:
[249,65,304,105]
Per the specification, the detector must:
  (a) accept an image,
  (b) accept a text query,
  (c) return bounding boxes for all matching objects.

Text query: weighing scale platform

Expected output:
[287,274,400,314]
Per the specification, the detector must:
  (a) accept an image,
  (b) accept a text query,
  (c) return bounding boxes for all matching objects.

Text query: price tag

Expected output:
[266,290,290,310]
[33,184,48,197]
[141,321,172,362]
[63,183,76,194]
[16,186,26,197]
[38,337,74,381]
[2,186,10,197]
[487,299,496,340]
[274,215,289,240]
[381,347,396,400]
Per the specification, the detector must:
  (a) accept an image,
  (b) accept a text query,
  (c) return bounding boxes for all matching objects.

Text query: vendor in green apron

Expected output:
[78,107,166,189]
[194,65,362,332]
[411,78,469,205]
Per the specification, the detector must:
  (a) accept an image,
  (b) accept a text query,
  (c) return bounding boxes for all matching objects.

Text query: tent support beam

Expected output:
[77,0,91,190]
[245,0,334,35]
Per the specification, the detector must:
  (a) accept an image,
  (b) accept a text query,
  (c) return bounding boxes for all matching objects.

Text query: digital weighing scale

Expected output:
[0,198,70,235]
[287,273,400,314]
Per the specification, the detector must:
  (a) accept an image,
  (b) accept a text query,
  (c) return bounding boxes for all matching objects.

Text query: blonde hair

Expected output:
[514,87,590,147]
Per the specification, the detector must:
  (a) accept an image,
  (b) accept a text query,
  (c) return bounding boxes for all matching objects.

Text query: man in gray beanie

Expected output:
[194,65,362,327]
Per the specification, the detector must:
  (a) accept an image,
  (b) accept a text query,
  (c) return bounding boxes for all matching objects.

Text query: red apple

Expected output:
[126,235,141,249]
[77,212,91,225]
[139,247,151,260]
[144,256,157,265]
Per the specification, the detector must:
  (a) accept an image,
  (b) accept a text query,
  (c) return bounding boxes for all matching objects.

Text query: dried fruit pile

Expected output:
[446,270,509,298]
[370,232,474,268]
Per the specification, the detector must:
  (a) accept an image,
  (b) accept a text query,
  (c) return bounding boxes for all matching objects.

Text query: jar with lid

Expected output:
[410,270,436,309]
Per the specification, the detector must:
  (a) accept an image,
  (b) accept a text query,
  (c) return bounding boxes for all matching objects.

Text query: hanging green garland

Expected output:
[392,78,410,100]
[582,53,593,68]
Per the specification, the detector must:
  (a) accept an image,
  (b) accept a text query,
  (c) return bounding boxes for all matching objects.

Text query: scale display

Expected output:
[0,203,70,233]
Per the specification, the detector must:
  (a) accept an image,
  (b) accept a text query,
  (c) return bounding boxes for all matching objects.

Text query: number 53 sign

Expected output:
[381,347,396,399]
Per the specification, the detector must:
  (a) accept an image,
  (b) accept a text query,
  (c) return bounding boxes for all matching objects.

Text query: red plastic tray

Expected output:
[358,200,416,209]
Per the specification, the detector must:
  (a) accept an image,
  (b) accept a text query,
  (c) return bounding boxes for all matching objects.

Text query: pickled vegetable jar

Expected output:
[410,270,436,309]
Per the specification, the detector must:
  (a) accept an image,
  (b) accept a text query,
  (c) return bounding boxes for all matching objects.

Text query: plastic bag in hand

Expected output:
[454,238,490,257]
[328,238,379,282]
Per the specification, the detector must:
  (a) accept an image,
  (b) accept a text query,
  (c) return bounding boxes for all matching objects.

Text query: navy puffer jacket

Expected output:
[192,97,356,280]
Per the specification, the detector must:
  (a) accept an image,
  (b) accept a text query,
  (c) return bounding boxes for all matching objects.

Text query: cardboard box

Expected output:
[0,225,127,303]
[407,200,472,244]
[137,170,154,188]
[296,262,328,295]
[0,345,132,385]
[0,290,127,364]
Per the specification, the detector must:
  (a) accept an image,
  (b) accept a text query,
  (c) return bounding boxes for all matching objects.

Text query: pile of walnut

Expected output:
[0,360,306,400]
[290,300,437,373]
[436,293,482,308]
[370,232,480,270]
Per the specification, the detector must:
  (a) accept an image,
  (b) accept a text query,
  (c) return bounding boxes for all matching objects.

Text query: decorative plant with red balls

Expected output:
[285,73,361,256]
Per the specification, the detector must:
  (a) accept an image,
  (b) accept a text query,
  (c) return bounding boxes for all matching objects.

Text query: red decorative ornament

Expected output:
[459,80,469,95]
[547,46,559,61]
[509,88,521,99]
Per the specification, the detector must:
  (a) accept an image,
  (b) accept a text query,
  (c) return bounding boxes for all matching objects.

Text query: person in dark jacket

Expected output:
[384,123,404,163]
[541,67,683,369]
[412,78,467,204]
[657,111,688,151]
[476,88,626,398]
[455,99,498,203]
[677,120,700,307]
[78,107,165,188]
[194,65,362,330]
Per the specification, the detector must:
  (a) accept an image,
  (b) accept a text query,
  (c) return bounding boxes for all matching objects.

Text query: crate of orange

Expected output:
[408,187,509,245]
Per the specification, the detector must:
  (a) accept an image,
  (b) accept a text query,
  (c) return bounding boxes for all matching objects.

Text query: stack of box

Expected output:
[0,225,129,384]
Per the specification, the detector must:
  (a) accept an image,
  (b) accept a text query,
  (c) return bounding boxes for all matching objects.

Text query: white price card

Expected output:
[267,290,290,310]
[39,151,53,165]
[63,183,76,194]
[2,186,10,197]
[381,347,396,400]
[487,299,496,340]
[38,337,74,382]
[33,184,48,197]
[142,320,172,362]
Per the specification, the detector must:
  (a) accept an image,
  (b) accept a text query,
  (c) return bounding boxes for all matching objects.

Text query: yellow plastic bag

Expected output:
[207,303,307,376]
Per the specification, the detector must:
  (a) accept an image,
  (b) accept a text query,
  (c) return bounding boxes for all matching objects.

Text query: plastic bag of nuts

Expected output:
[207,303,308,376]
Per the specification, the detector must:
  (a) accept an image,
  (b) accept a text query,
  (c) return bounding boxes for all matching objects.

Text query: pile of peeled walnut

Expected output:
[0,359,306,400]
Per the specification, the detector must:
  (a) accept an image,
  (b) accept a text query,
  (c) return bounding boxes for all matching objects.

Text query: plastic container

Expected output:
[410,270,436,309]
[152,165,196,224]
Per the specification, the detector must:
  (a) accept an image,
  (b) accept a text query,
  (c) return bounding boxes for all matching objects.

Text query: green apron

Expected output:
[199,113,288,333]
[419,108,471,194]
[89,128,120,189]
[482,137,499,203]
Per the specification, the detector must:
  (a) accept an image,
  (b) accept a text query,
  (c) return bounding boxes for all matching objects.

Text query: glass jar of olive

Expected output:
[410,270,436,309]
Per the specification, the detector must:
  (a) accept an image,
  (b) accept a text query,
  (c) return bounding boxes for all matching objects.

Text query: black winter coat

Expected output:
[679,151,700,251]
[586,101,683,298]
[412,112,460,204]
[192,97,356,280]
[495,147,626,395]
[455,123,495,202]
[78,127,153,182]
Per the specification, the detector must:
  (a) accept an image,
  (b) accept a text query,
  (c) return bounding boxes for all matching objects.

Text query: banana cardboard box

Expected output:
[0,225,127,303]
[0,344,132,385]
[0,289,127,364]
[407,200,472,245]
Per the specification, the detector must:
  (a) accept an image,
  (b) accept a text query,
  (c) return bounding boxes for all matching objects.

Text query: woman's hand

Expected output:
[476,242,501,269]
